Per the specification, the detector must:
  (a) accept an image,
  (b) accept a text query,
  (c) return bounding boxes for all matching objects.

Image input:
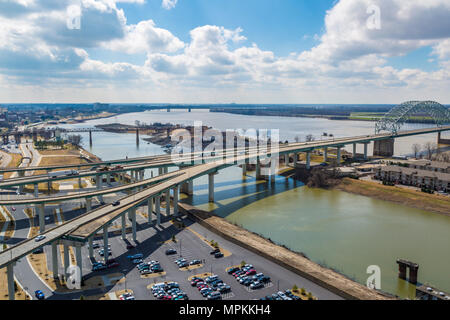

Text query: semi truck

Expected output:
[48,170,79,179]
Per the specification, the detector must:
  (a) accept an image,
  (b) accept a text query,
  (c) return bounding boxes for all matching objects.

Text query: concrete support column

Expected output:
[155,196,161,226]
[409,265,419,285]
[34,184,39,198]
[52,242,58,279]
[173,186,179,216]
[284,153,289,165]
[353,143,357,159]
[324,148,328,162]
[306,152,311,170]
[88,237,94,259]
[6,263,15,301]
[165,189,171,216]
[337,147,342,166]
[256,157,262,179]
[148,198,154,224]
[294,153,298,166]
[107,173,111,184]
[86,198,92,212]
[121,214,126,240]
[63,244,70,279]
[75,245,83,283]
[103,225,109,263]
[208,173,215,203]
[130,208,137,242]
[364,143,369,160]
[242,163,247,176]
[164,167,168,174]
[78,176,82,189]
[158,167,163,176]
[96,175,101,189]
[37,204,45,233]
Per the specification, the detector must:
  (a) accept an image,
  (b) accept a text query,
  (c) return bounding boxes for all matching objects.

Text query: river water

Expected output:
[59,110,450,298]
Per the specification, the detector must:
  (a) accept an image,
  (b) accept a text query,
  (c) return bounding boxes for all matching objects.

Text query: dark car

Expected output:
[35,290,45,300]
[165,248,177,255]
[32,248,44,254]
[112,201,120,207]
[227,267,239,274]
[210,248,220,255]
[214,252,224,258]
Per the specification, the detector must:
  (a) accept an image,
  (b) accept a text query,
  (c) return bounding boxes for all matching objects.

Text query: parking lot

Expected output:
[55,205,343,300]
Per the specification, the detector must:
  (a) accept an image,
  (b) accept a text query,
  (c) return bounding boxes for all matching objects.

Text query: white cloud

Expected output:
[161,0,177,10]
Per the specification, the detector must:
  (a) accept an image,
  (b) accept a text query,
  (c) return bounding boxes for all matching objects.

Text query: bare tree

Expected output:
[423,142,437,160]
[294,135,300,143]
[67,134,82,147]
[412,143,420,159]
[305,134,315,142]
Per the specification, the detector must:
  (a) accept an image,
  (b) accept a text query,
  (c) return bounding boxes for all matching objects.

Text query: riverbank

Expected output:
[178,202,394,300]
[334,178,450,217]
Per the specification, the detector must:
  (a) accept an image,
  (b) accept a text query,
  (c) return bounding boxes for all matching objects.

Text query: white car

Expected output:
[35,235,46,242]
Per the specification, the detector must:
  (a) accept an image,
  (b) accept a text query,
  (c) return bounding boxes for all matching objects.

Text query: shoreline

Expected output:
[334,178,450,217]
[178,202,394,300]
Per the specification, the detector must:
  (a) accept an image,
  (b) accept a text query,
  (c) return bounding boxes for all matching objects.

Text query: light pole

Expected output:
[123,269,127,293]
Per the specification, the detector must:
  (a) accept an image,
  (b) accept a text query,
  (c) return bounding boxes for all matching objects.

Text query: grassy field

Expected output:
[1,152,23,179]
[335,178,450,216]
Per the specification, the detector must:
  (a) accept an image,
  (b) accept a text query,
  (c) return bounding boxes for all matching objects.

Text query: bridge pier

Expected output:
[86,198,92,212]
[294,153,298,166]
[208,173,215,203]
[52,242,59,279]
[155,195,161,226]
[103,225,109,263]
[36,203,45,233]
[181,181,193,196]
[165,189,171,216]
[438,132,450,145]
[88,236,94,259]
[306,151,311,170]
[6,262,15,300]
[75,245,83,283]
[121,214,126,240]
[34,184,39,198]
[324,148,328,162]
[63,244,70,280]
[353,143,357,159]
[148,198,154,225]
[374,139,394,157]
[129,208,137,242]
[89,130,92,147]
[173,186,179,216]
[256,157,262,180]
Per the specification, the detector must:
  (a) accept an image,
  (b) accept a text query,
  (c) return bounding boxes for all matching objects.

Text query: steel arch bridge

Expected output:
[375,101,450,135]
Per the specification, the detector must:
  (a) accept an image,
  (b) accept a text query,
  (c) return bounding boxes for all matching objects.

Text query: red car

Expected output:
[246,269,256,276]
[191,278,202,286]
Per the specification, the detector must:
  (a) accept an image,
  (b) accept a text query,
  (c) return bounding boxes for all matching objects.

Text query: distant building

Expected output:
[375,165,450,191]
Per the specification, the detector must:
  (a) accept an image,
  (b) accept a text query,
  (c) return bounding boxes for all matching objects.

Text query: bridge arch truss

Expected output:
[375,101,450,135]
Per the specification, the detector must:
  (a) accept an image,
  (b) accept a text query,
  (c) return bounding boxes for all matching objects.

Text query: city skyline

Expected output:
[0,0,449,103]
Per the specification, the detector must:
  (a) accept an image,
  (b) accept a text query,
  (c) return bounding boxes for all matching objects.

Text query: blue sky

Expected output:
[0,0,449,103]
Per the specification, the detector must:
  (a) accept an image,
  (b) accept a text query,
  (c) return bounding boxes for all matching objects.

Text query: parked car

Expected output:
[34,290,45,300]
[227,267,240,274]
[190,260,201,266]
[32,248,44,254]
[207,292,222,300]
[165,249,177,255]
[92,243,100,249]
[210,248,220,255]
[127,253,143,260]
[250,281,264,290]
[132,259,143,264]
[112,201,120,207]
[214,252,224,258]
[92,263,107,271]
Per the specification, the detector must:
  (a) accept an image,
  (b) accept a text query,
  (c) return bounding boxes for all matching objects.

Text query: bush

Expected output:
[292,285,299,293]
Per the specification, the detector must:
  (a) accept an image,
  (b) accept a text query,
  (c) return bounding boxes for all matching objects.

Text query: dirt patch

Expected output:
[1,152,23,179]
[335,178,450,217]
[179,203,394,300]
